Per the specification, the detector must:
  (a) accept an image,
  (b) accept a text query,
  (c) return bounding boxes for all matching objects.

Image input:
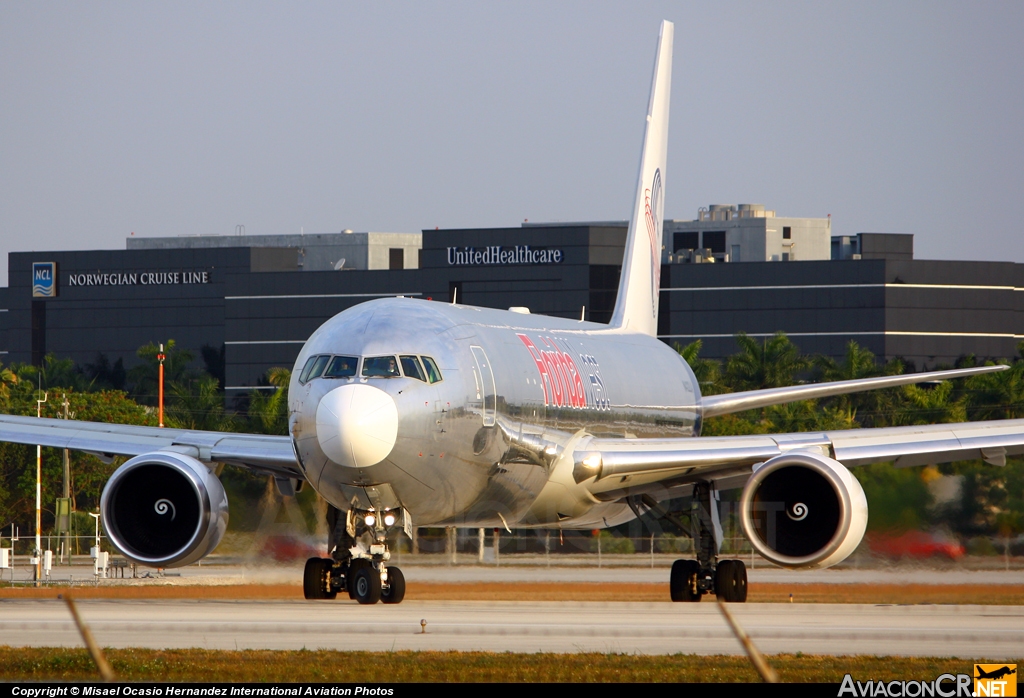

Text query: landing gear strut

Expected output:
[302,505,407,604]
[666,481,747,603]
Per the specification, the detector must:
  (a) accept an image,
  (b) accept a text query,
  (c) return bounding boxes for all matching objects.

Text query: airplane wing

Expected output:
[700,365,1006,418]
[575,417,1024,498]
[0,414,300,479]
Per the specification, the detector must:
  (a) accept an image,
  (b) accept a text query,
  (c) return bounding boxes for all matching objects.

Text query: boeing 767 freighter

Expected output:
[2,21,1021,604]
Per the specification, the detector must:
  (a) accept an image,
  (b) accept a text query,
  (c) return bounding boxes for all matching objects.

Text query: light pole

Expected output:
[157,343,166,428]
[59,393,73,565]
[34,389,47,586]
[88,512,100,554]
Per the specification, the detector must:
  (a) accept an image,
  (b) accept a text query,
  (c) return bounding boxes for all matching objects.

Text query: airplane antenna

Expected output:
[451,287,457,305]
[580,306,586,322]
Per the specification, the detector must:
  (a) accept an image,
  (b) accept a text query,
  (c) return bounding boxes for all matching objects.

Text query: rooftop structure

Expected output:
[664,204,831,264]
[127,231,422,271]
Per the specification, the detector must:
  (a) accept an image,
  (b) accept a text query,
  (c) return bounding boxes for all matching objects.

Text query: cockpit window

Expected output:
[299,354,330,384]
[421,356,443,384]
[362,355,401,378]
[324,355,359,378]
[400,355,426,382]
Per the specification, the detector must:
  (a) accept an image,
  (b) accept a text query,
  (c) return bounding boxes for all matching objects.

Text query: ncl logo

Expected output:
[32,262,57,298]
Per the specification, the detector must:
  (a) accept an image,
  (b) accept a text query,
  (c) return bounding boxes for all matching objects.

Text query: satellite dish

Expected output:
[334,258,346,270]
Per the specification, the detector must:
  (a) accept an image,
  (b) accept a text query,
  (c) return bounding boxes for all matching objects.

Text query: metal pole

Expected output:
[62,394,71,566]
[157,344,166,428]
[35,390,47,586]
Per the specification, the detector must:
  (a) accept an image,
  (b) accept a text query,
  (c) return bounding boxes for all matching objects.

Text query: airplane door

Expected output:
[470,346,496,427]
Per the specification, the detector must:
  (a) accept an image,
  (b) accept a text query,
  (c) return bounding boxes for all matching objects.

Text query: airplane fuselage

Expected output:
[288,297,701,529]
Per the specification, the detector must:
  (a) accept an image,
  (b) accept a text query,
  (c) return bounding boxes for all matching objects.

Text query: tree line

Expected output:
[678,333,1024,541]
[0,334,1021,544]
[0,341,288,534]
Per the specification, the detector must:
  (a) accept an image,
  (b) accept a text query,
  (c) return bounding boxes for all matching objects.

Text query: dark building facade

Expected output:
[1,225,627,393]
[2,225,1022,396]
[660,257,1024,366]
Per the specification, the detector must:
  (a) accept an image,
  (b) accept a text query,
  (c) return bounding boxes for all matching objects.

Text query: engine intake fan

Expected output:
[740,452,867,570]
[100,451,229,568]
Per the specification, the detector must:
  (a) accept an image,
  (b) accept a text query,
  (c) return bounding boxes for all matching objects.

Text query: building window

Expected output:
[673,232,699,252]
[389,248,404,270]
[702,231,726,254]
[783,226,791,240]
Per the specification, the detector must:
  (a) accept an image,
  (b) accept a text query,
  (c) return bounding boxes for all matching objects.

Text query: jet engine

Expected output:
[100,452,229,568]
[739,452,867,570]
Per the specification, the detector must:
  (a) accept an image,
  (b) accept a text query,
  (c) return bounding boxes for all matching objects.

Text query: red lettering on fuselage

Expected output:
[518,334,553,404]
[517,333,589,408]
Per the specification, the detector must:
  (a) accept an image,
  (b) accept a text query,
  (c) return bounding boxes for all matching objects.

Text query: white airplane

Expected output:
[1,20,1021,604]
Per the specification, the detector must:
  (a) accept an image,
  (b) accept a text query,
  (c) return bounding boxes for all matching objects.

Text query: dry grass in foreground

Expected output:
[1,582,1023,604]
[1,648,1018,683]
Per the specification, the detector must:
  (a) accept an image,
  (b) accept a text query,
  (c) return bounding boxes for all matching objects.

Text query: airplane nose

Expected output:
[315,384,398,468]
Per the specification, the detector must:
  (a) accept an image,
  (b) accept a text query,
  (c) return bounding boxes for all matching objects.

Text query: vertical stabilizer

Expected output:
[609,20,673,336]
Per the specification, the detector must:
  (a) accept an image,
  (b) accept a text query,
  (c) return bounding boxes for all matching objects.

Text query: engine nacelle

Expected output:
[740,452,867,570]
[100,452,229,568]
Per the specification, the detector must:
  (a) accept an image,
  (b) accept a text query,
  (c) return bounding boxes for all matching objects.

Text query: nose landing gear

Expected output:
[302,505,407,604]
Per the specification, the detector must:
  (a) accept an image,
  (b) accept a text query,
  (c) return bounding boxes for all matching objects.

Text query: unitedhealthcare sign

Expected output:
[446,245,564,266]
[32,262,57,298]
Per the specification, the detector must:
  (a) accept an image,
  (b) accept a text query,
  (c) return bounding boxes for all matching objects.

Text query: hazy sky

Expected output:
[2,2,1023,286]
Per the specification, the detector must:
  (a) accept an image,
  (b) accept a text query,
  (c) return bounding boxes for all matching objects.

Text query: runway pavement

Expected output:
[1,597,1022,656]
[5,558,1024,586]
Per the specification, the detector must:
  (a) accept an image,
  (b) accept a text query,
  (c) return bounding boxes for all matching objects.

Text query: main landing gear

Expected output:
[667,481,748,603]
[303,505,406,605]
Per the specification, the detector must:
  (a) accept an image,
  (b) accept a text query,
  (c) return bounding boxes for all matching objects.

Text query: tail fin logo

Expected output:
[644,168,663,315]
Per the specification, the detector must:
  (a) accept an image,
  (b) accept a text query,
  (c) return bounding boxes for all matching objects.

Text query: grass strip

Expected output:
[1,582,1023,604]
[1,648,1020,683]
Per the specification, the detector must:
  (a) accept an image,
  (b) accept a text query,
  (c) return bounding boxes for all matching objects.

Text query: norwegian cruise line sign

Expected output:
[67,270,211,287]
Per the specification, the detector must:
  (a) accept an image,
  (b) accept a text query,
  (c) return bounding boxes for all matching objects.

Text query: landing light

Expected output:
[364,514,376,527]
[384,513,397,527]
[582,454,602,469]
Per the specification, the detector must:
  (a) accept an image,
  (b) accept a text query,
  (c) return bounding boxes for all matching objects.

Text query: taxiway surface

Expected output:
[1,598,1021,656]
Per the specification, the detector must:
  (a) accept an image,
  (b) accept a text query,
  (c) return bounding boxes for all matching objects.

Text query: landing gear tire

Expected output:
[351,564,382,605]
[303,558,337,600]
[381,566,406,604]
[347,559,371,600]
[715,559,748,603]
[670,559,701,602]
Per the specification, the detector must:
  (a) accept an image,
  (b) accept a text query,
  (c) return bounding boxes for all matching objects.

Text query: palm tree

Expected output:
[724,332,807,392]
[674,340,725,395]
[965,345,1024,421]
[0,362,17,404]
[166,375,238,431]
[127,340,198,405]
[814,340,880,383]
[892,381,968,426]
[813,340,884,421]
[247,368,291,435]
[764,400,859,433]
